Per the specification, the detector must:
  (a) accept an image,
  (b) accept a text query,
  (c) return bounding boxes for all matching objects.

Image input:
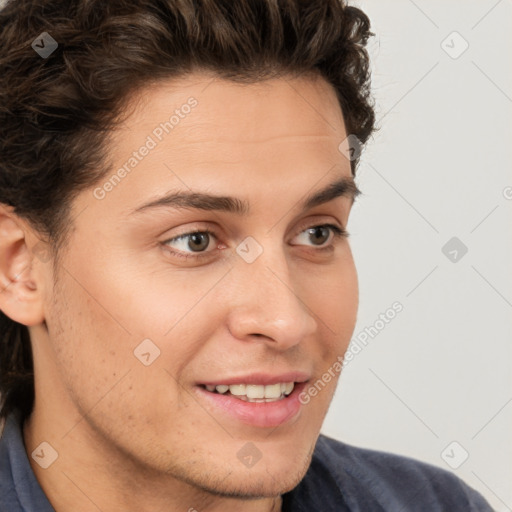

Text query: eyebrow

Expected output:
[130,176,361,216]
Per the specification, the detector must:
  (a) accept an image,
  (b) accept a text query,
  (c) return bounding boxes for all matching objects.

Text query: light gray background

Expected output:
[321,1,512,511]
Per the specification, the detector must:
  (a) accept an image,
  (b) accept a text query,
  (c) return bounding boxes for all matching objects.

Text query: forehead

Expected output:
[79,72,353,222]
[115,71,347,149]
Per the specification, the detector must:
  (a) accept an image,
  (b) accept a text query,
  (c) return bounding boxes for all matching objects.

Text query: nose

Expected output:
[225,246,317,351]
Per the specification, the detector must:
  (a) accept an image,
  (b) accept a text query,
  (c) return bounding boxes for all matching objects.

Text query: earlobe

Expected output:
[0,205,45,327]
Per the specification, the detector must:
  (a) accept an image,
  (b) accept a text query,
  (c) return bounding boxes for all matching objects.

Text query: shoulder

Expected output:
[283,434,494,512]
[0,412,55,512]
[0,413,23,510]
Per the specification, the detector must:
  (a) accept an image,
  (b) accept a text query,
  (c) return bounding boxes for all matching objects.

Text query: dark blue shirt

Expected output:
[0,411,494,511]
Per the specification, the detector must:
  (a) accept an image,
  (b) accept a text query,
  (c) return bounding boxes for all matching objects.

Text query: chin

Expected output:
[194,467,308,499]
[184,447,313,500]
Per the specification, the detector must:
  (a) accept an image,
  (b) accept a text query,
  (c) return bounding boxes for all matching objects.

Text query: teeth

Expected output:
[246,385,265,399]
[229,384,246,396]
[263,383,282,399]
[284,382,294,395]
[205,382,295,401]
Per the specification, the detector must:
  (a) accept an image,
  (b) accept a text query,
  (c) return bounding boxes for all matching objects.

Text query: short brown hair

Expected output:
[0,0,376,420]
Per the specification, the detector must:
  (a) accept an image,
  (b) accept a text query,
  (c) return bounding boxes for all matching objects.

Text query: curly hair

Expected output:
[0,0,376,421]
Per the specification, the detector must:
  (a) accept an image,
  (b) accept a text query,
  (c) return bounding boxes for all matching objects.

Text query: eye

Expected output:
[162,229,218,260]
[292,223,348,249]
[162,223,349,261]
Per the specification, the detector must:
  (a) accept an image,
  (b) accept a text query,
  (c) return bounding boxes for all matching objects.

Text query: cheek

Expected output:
[45,252,215,402]
[46,278,128,395]
[302,253,357,403]
[312,252,358,343]
[45,272,186,433]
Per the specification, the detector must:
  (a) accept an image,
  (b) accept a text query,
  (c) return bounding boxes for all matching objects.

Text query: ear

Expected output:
[0,204,46,326]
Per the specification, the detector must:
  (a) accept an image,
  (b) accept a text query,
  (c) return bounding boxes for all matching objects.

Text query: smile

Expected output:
[195,378,309,428]
[202,382,295,402]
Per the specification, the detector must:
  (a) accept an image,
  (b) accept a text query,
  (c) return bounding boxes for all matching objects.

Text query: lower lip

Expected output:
[195,382,307,428]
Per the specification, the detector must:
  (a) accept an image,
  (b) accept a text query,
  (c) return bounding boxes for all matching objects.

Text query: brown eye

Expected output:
[293,224,348,248]
[163,229,217,259]
[306,226,331,246]
[186,232,210,252]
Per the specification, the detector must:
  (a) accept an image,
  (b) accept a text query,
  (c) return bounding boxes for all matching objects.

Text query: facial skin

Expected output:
[0,71,359,511]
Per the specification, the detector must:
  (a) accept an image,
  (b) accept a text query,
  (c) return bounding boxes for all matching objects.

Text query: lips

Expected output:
[199,371,310,387]
[195,372,310,428]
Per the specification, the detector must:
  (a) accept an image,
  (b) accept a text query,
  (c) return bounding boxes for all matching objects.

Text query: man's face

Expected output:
[33,72,359,497]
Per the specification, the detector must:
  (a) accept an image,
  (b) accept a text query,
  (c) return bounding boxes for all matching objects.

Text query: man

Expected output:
[0,0,494,510]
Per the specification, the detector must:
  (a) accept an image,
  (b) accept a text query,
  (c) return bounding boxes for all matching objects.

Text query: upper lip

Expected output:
[199,371,311,387]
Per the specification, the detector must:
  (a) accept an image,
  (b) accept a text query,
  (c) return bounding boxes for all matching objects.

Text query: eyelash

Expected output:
[162,223,349,261]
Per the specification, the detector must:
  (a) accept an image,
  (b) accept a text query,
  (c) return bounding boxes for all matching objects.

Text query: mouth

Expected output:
[200,382,296,403]
[195,374,309,428]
